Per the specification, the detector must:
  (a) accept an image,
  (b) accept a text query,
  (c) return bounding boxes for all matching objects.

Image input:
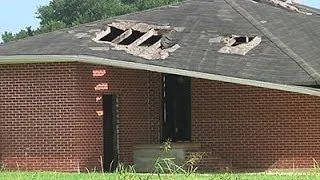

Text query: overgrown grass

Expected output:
[1,171,320,180]
[2,142,320,179]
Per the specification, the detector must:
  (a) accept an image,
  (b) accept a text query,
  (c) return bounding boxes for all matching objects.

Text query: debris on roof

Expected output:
[253,0,312,15]
[92,21,181,60]
[218,35,262,56]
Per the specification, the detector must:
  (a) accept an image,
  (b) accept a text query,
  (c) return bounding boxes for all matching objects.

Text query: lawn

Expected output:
[1,172,320,180]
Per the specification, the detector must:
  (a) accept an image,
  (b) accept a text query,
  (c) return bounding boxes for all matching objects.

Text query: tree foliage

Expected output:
[2,0,183,43]
[1,32,14,43]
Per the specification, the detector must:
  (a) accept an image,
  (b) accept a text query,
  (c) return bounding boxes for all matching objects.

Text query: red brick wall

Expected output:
[2,61,320,172]
[0,63,80,171]
[0,62,162,171]
[192,78,320,170]
[75,64,162,166]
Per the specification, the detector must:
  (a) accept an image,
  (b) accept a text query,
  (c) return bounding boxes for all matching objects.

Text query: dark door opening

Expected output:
[103,95,118,172]
[162,74,191,142]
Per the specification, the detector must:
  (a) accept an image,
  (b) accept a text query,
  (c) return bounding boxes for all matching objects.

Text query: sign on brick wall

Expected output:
[94,83,109,91]
[92,70,106,77]
[93,69,108,117]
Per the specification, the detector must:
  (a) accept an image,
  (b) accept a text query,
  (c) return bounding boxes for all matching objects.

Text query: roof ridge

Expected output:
[224,0,320,85]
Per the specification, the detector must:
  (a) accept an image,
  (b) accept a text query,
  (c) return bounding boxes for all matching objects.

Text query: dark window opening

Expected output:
[119,30,145,45]
[140,35,162,46]
[231,36,255,46]
[162,74,191,142]
[99,27,125,42]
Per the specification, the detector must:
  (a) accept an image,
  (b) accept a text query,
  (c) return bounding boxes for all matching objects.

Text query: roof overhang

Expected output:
[1,55,320,97]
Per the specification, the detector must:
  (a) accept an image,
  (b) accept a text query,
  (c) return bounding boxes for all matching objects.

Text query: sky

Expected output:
[0,0,50,41]
[303,0,320,8]
[0,0,320,42]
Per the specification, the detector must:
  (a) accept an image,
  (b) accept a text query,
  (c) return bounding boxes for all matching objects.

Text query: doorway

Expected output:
[162,74,191,142]
[103,95,118,172]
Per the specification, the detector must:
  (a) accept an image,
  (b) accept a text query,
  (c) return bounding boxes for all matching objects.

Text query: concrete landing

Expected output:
[133,143,199,172]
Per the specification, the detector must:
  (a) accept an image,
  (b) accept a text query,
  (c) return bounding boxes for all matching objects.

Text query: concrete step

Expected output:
[133,145,187,172]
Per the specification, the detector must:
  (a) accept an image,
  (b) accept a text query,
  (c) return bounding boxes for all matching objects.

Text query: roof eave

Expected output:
[1,55,320,97]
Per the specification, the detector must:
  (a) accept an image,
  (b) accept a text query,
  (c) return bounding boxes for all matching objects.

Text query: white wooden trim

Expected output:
[1,55,320,96]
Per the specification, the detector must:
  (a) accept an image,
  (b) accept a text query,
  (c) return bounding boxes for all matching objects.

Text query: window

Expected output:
[162,74,191,142]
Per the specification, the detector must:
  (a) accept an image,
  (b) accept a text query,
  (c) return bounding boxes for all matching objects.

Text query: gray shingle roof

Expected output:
[0,0,319,86]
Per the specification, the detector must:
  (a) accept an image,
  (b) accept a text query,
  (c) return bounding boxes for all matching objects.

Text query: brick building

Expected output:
[1,0,320,172]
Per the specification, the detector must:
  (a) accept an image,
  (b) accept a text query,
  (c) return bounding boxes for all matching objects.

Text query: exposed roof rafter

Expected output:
[92,21,181,60]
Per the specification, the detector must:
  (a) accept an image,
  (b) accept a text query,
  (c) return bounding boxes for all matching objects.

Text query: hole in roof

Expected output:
[231,36,255,46]
[92,21,181,60]
[218,35,262,56]
[99,27,124,42]
[140,35,162,46]
[119,30,145,45]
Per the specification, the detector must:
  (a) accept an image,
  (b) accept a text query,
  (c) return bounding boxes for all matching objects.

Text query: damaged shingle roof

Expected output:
[0,0,319,86]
